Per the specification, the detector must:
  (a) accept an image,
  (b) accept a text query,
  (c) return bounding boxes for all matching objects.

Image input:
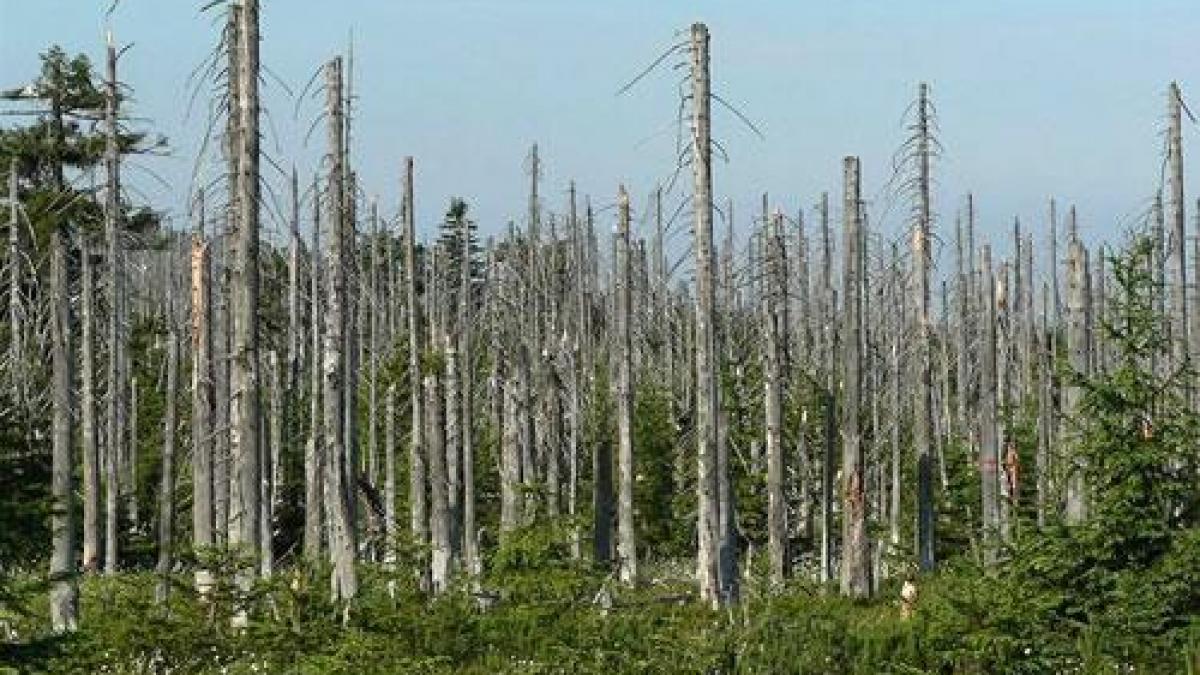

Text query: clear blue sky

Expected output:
[2,0,1197,268]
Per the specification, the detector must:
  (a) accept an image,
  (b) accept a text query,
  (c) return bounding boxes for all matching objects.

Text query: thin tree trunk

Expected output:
[427,371,451,592]
[103,35,125,576]
[840,156,870,599]
[323,57,358,604]
[229,0,263,594]
[49,230,77,632]
[912,84,936,572]
[402,158,428,588]
[190,204,215,591]
[615,186,637,585]
[81,239,100,572]
[765,211,787,586]
[980,246,1000,562]
[1064,235,1090,525]
[304,176,323,559]
[156,325,180,604]
[1167,82,1190,386]
[689,21,723,607]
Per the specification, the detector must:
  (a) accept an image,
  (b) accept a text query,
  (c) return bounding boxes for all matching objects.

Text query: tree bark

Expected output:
[81,239,100,573]
[156,325,180,604]
[49,230,77,632]
[228,0,263,590]
[839,156,870,599]
[323,57,358,603]
[615,186,637,585]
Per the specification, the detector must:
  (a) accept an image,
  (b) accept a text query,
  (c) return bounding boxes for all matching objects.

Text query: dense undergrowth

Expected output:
[2,518,1197,674]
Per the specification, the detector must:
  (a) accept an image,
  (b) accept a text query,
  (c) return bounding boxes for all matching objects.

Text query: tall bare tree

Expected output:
[840,156,870,599]
[49,229,77,632]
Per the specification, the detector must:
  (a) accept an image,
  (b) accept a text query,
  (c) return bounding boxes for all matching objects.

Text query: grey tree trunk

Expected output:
[103,37,125,576]
[818,191,836,586]
[501,373,524,538]
[427,372,451,592]
[765,211,787,586]
[1064,235,1090,525]
[615,186,637,585]
[839,156,870,599]
[261,351,279,577]
[403,157,428,589]
[460,206,479,578]
[49,230,77,632]
[689,21,723,607]
[6,159,21,405]
[229,0,262,586]
[304,176,323,559]
[323,57,358,603]
[980,246,1000,562]
[156,325,180,604]
[912,83,936,572]
[1167,83,1189,384]
[190,203,215,592]
[384,385,397,566]
[81,239,100,572]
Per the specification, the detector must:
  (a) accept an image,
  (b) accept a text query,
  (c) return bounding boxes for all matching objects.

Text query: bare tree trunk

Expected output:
[103,36,125,576]
[384,384,397,568]
[444,335,461,569]
[261,351,279,577]
[323,57,358,604]
[840,156,870,599]
[402,159,428,590]
[1168,82,1190,387]
[818,191,836,586]
[427,371,451,591]
[156,323,180,604]
[912,84,936,572]
[501,372,524,538]
[304,176,323,559]
[228,0,263,597]
[615,186,637,585]
[689,22,723,607]
[980,246,1000,562]
[80,239,100,573]
[460,207,479,578]
[1036,282,1052,528]
[6,159,21,405]
[1064,235,1090,525]
[49,229,77,632]
[190,201,215,591]
[765,211,787,586]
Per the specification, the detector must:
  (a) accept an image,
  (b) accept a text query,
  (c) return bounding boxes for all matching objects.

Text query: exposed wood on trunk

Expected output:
[840,156,870,599]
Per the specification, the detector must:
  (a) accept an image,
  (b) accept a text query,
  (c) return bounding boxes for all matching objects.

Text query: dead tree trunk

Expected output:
[980,246,1000,562]
[1064,235,1090,525]
[323,57,358,603]
[615,186,637,585]
[765,211,787,586]
[49,229,77,632]
[81,239,100,572]
[689,21,724,607]
[190,200,215,591]
[402,158,428,589]
[103,35,125,576]
[840,156,870,599]
[1167,82,1190,385]
[912,83,936,572]
[156,321,180,604]
[427,371,451,592]
[229,0,263,583]
[304,176,323,559]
